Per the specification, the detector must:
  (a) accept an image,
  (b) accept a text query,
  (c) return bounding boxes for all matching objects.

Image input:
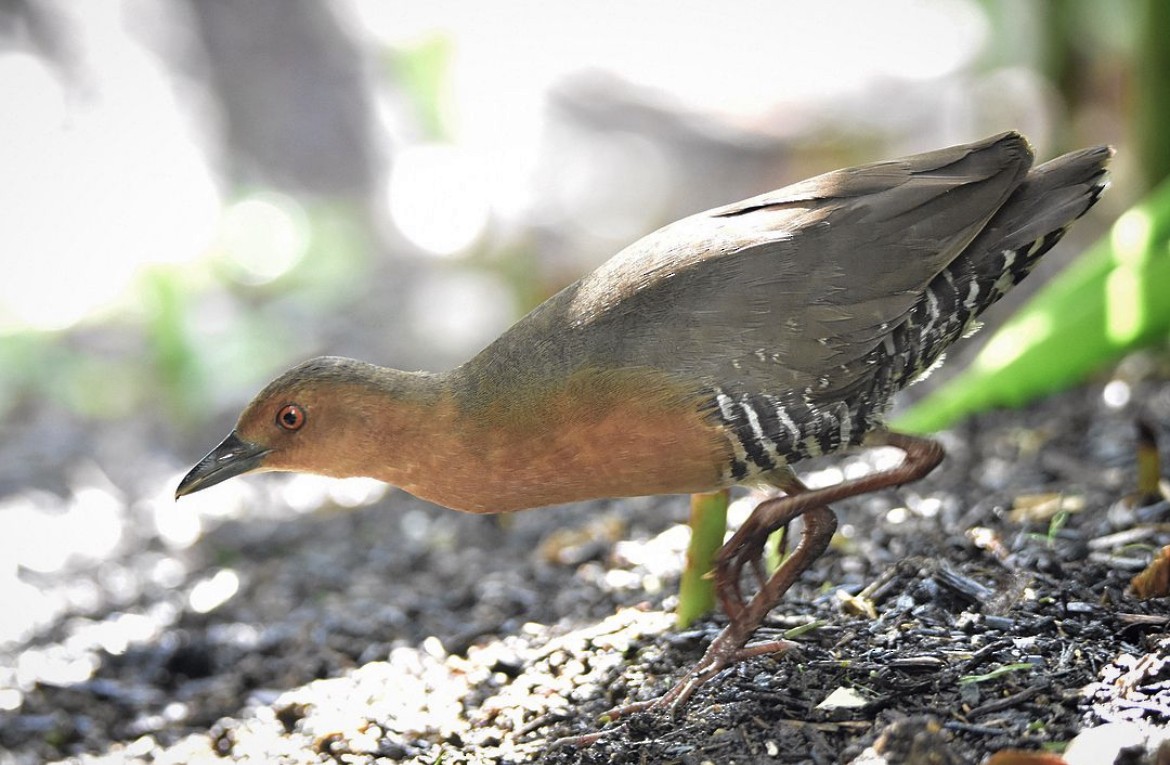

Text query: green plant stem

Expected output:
[677,489,729,628]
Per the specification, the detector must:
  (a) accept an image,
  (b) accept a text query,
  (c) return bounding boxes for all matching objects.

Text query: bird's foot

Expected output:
[601,613,798,721]
[549,628,796,748]
[552,433,947,748]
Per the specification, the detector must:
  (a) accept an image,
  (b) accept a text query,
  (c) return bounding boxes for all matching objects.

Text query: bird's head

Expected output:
[175,356,429,498]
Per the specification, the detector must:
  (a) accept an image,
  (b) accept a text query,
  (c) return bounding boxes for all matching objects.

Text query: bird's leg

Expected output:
[743,489,792,604]
[604,431,944,721]
[605,499,835,721]
[717,474,815,621]
[717,432,944,618]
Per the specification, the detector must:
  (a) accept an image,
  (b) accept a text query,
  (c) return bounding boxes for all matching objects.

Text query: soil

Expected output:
[2,366,1170,765]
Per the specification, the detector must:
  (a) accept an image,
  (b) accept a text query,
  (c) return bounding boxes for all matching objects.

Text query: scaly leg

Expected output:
[717,432,944,620]
[719,473,810,621]
[604,431,944,721]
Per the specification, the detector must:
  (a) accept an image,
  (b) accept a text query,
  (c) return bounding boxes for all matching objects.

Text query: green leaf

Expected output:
[959,662,1036,684]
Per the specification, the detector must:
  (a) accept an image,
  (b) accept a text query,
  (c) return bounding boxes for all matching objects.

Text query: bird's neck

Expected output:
[335,361,569,511]
[348,361,727,514]
[313,362,456,484]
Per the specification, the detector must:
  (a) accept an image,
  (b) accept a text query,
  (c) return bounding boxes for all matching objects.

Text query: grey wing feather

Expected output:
[464,132,1109,427]
[568,132,1034,387]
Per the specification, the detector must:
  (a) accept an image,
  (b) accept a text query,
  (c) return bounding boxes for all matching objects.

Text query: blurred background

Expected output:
[0,0,1163,753]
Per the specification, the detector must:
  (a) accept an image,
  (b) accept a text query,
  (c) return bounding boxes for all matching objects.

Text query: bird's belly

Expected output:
[401,391,729,513]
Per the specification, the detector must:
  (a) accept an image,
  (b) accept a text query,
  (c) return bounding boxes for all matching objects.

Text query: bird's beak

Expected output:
[175,431,271,499]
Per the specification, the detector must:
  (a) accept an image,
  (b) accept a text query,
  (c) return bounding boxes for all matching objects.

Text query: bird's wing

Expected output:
[565,132,1034,392]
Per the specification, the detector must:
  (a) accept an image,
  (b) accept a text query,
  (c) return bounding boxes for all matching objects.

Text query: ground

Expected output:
[2,366,1169,764]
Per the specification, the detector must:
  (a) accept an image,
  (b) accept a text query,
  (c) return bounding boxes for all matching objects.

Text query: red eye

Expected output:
[276,404,305,431]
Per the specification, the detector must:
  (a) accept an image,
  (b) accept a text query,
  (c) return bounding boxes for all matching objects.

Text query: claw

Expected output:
[603,619,749,722]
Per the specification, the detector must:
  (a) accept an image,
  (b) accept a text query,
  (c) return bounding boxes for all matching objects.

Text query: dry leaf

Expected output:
[1130,545,1170,598]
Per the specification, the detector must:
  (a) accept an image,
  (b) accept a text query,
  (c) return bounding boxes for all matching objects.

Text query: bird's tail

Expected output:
[957,143,1113,314]
[893,143,1112,389]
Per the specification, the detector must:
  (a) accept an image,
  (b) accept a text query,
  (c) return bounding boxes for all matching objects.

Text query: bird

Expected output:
[176,131,1110,715]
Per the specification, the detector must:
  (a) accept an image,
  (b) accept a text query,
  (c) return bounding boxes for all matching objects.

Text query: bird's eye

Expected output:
[276,404,305,431]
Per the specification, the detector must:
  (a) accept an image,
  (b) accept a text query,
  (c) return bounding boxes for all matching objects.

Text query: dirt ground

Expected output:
[2,362,1169,764]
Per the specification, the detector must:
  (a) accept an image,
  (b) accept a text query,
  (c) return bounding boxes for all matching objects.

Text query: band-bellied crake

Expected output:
[178,132,1110,713]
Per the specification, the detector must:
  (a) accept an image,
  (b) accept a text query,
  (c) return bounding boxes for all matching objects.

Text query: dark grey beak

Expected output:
[175,431,270,499]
